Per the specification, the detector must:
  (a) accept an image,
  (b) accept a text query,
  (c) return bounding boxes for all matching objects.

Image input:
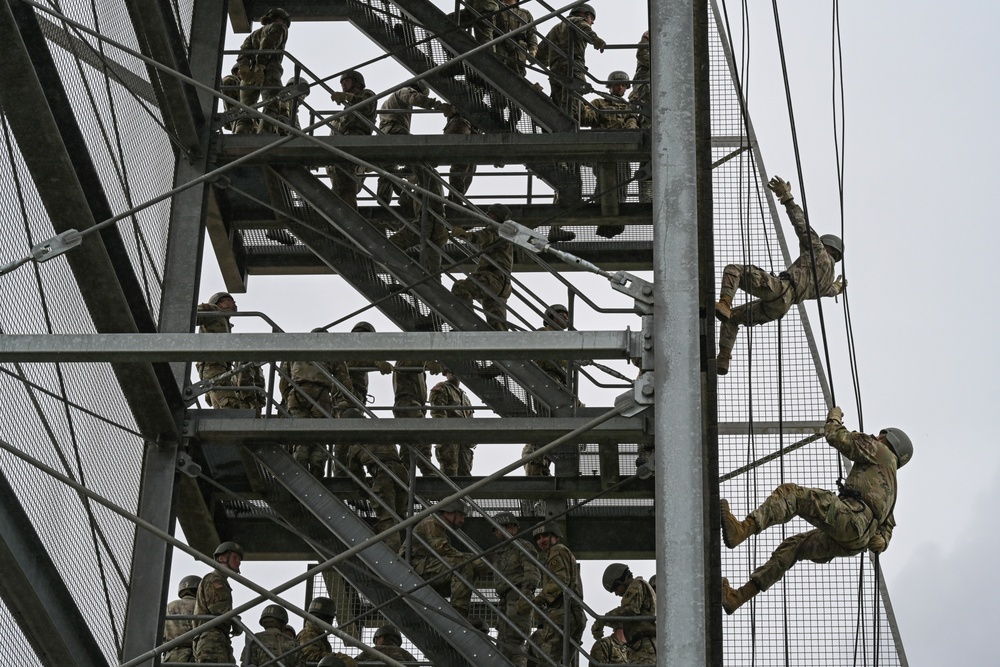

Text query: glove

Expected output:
[331,91,350,104]
[592,37,607,52]
[827,406,844,423]
[440,103,457,117]
[230,616,243,637]
[451,226,468,239]
[237,62,251,83]
[868,533,887,554]
[832,274,847,294]
[528,45,538,58]
[591,621,605,640]
[250,65,265,87]
[376,360,393,375]
[767,176,794,204]
[424,360,444,374]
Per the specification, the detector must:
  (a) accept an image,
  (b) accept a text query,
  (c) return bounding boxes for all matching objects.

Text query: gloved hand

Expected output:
[250,65,266,87]
[592,37,607,52]
[424,360,444,374]
[376,360,393,375]
[237,62,251,83]
[528,45,538,58]
[331,91,350,104]
[868,533,887,554]
[832,274,847,294]
[440,103,457,117]
[451,226,468,239]
[767,176,794,204]
[591,621,604,640]
[230,616,243,637]
[827,406,844,423]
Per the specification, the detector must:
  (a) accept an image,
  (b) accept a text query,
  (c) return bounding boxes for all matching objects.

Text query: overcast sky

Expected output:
[170,2,996,664]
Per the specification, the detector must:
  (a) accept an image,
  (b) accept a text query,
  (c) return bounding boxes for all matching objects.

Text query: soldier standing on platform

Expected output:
[431,368,475,476]
[451,203,515,331]
[355,625,417,666]
[235,8,290,134]
[193,542,243,664]
[394,360,443,475]
[241,605,302,667]
[490,512,541,667]
[531,523,585,664]
[163,575,201,664]
[328,70,377,210]
[588,622,628,666]
[295,597,337,663]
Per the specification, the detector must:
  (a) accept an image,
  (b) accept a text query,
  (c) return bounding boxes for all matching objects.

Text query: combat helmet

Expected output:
[340,69,366,89]
[493,511,519,528]
[352,321,375,333]
[438,499,469,514]
[820,234,844,262]
[214,541,244,558]
[571,3,596,19]
[208,292,233,306]
[260,604,289,625]
[317,657,346,667]
[307,596,336,622]
[602,563,631,592]
[880,428,913,468]
[373,624,403,644]
[261,7,291,26]
[532,522,563,540]
[178,575,202,597]
[607,70,631,89]
[487,203,512,222]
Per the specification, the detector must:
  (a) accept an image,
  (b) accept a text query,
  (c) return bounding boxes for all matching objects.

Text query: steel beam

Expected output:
[0,331,634,363]
[0,468,111,667]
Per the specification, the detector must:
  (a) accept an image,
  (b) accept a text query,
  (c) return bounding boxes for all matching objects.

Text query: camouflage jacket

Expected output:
[491,538,541,598]
[538,16,602,78]
[536,542,582,607]
[495,4,538,61]
[409,514,466,567]
[295,621,332,662]
[197,303,232,334]
[379,86,441,135]
[783,201,841,303]
[242,627,302,667]
[605,576,655,642]
[331,88,377,136]
[290,359,353,392]
[824,420,899,546]
[429,380,473,419]
[193,570,233,631]
[237,22,288,73]
[629,31,650,102]
[584,96,639,130]
[393,361,429,404]
[589,635,629,665]
[462,226,514,275]
[163,595,196,645]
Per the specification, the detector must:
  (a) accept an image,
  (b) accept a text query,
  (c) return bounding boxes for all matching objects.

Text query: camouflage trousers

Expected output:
[370,461,409,552]
[748,483,878,591]
[589,636,628,665]
[548,74,586,124]
[236,63,285,134]
[452,271,509,331]
[198,362,240,410]
[626,636,656,664]
[388,215,448,275]
[413,557,474,614]
[435,443,475,476]
[327,163,366,210]
[717,265,794,351]
[395,400,434,475]
[192,628,233,664]
[497,589,534,667]
[535,603,585,666]
[162,645,193,664]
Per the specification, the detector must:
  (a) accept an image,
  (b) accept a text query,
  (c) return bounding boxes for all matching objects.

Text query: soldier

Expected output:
[234,8,291,134]
[241,605,301,667]
[537,304,572,387]
[288,328,355,478]
[720,407,911,614]
[444,111,478,208]
[588,622,628,666]
[531,523,585,665]
[388,169,449,276]
[193,542,243,664]
[318,654,357,667]
[195,292,265,414]
[295,596,336,663]
[393,360,443,475]
[583,71,639,130]
[163,575,201,664]
[335,322,393,412]
[404,500,489,630]
[490,513,541,667]
[355,624,417,666]
[376,81,449,207]
[629,31,651,128]
[221,64,242,133]
[715,176,845,375]
[344,408,409,552]
[451,203,515,331]
[328,70,377,210]
[537,4,606,122]
[592,563,655,664]
[278,76,310,133]
[496,0,539,77]
[430,369,475,476]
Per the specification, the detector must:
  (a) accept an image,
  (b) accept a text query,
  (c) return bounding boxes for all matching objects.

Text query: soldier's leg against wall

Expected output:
[749,483,842,534]
[436,443,459,476]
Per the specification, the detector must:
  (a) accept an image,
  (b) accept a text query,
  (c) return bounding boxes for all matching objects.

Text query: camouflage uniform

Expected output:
[537,16,604,121]
[496,2,538,77]
[451,225,514,331]
[196,303,265,413]
[405,514,478,615]
[327,85,377,209]
[444,114,478,206]
[521,443,551,478]
[583,95,639,130]
[393,361,434,475]
[288,359,354,477]
[295,621,332,663]
[277,79,309,135]
[235,20,288,134]
[744,419,898,592]
[629,31,651,129]
[376,85,444,206]
[221,70,241,133]
[534,542,585,664]
[589,634,629,666]
[430,377,475,476]
[492,538,541,667]
[192,570,235,664]
[603,577,655,664]
[163,594,196,663]
[387,172,449,275]
[347,439,409,552]
[242,626,302,667]
[537,324,571,387]
[355,644,416,666]
[718,200,843,353]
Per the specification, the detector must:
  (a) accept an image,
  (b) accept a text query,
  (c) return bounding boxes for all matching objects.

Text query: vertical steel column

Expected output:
[654,0,713,666]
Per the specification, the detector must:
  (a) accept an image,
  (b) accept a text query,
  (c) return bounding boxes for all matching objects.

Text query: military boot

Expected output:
[722,577,759,615]
[715,294,733,322]
[720,499,757,548]
[716,346,733,376]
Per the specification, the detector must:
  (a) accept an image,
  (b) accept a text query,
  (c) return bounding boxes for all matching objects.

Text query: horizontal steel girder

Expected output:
[0,330,637,362]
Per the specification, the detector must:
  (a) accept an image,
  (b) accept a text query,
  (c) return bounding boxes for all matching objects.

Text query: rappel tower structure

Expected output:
[0,1,906,666]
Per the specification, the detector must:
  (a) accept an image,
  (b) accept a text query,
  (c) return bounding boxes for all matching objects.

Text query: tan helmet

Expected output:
[532,522,563,540]
[208,292,233,306]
